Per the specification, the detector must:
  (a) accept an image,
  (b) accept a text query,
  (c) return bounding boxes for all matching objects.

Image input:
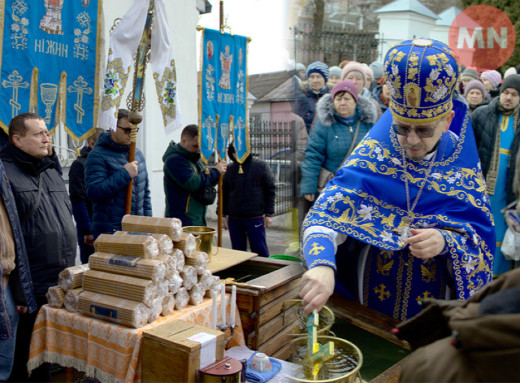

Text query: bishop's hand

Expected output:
[300,266,335,315]
[405,228,446,259]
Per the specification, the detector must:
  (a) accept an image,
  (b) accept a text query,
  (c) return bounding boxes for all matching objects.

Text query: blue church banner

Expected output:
[200,28,249,163]
[0,0,102,141]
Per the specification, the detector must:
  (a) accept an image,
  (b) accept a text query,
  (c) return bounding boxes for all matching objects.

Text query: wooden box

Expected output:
[142,320,225,383]
[216,257,304,360]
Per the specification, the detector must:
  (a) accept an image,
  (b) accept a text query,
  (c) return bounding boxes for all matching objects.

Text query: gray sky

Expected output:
[198,0,290,74]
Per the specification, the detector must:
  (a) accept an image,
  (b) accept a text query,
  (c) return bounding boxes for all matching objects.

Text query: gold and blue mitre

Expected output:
[384,38,460,123]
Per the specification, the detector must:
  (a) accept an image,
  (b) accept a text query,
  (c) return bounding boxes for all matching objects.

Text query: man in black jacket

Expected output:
[223,144,276,258]
[472,74,520,276]
[0,113,76,382]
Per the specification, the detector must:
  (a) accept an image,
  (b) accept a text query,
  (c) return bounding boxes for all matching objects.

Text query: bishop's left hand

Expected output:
[405,228,445,259]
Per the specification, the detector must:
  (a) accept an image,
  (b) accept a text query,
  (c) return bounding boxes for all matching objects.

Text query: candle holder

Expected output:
[218,322,237,345]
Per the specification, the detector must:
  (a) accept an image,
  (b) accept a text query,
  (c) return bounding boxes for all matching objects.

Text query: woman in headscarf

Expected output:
[300,80,378,204]
[341,61,382,119]
[481,70,502,98]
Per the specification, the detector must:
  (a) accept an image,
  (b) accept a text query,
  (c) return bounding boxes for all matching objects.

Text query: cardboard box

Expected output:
[142,320,225,383]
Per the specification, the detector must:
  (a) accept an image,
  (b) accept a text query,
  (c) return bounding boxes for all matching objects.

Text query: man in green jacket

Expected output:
[163,124,227,226]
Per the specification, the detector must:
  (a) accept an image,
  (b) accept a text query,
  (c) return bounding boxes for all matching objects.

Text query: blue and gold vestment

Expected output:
[303,99,495,320]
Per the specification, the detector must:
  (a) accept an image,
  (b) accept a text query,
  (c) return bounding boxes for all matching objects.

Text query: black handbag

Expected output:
[192,185,217,205]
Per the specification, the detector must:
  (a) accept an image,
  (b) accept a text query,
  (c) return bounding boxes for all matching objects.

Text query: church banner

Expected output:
[98,0,182,135]
[199,28,249,163]
[0,0,102,141]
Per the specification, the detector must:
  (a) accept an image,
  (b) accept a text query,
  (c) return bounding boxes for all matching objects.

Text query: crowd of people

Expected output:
[294,47,520,287]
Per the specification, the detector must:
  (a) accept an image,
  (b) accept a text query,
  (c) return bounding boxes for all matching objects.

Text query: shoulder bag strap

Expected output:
[335,120,361,173]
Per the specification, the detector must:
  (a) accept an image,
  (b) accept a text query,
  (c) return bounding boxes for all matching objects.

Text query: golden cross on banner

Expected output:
[2,70,29,118]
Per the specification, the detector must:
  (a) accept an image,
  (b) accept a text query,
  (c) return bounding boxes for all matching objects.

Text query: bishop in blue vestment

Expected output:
[300,39,495,321]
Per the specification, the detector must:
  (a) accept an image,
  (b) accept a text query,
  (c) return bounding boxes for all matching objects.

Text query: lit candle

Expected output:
[211,290,217,330]
[230,285,236,327]
[220,284,226,327]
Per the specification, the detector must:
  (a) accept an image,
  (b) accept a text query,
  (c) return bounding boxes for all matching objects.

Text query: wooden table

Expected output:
[207,246,257,273]
[27,296,245,383]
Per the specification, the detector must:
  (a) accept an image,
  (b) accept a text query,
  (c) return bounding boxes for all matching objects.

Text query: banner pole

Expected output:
[125,0,155,214]
[216,0,225,247]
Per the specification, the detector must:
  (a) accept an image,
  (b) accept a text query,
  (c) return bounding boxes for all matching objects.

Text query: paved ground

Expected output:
[207,218,299,257]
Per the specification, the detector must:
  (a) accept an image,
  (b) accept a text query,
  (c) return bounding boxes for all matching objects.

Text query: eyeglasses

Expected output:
[392,123,437,138]
[117,126,139,134]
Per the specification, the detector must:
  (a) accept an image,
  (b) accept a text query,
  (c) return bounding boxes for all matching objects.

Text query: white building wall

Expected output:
[102,0,200,217]
[429,25,450,45]
[250,102,271,121]
[378,12,437,59]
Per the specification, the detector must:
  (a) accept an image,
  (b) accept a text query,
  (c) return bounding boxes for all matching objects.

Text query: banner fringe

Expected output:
[29,67,39,114]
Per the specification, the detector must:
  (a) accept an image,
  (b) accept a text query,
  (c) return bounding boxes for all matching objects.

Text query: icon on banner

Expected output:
[40,0,65,35]
[207,41,214,60]
[219,45,232,90]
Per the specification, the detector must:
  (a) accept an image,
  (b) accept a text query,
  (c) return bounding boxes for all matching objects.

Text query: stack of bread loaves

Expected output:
[46,264,90,310]
[47,215,221,329]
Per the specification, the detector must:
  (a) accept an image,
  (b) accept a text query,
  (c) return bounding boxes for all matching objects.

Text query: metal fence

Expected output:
[293,24,378,66]
[249,118,298,216]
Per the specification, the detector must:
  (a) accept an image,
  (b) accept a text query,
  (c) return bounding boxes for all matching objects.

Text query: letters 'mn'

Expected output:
[457,27,508,49]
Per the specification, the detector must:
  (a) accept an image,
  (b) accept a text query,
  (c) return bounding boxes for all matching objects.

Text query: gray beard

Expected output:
[405,152,423,161]
[403,137,441,162]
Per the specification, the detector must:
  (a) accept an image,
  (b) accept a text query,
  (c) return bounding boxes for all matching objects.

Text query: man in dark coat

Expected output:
[472,74,520,275]
[163,124,227,226]
[85,109,152,237]
[472,75,520,205]
[223,144,276,257]
[0,112,76,381]
[0,158,37,381]
[68,130,101,263]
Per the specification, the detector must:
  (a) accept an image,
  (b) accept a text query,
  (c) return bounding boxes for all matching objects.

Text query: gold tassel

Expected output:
[205,164,210,174]
[29,67,39,113]
[239,164,243,174]
[60,72,67,126]
[52,72,67,133]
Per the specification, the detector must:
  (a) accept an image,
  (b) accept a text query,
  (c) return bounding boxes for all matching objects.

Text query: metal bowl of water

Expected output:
[287,335,363,383]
